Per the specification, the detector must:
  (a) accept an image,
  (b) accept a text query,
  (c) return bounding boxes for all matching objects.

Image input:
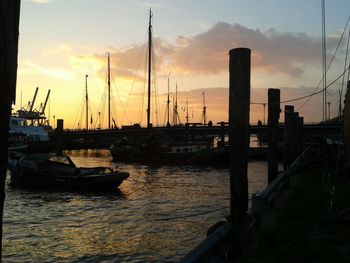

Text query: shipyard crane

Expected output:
[40,89,51,115]
[29,86,39,111]
[17,87,49,125]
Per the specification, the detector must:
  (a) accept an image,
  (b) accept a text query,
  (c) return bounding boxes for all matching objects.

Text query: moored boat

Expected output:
[9,116,51,153]
[8,153,129,191]
[110,131,227,165]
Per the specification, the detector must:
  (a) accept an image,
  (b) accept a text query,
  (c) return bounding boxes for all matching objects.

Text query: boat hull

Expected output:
[9,167,129,191]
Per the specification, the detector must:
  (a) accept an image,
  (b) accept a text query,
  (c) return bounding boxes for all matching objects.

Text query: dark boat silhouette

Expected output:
[8,153,129,191]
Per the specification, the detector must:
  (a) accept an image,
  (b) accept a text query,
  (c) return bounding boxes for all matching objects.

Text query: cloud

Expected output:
[26,0,52,3]
[171,23,324,77]
[24,61,75,80]
[70,55,105,76]
[91,22,341,82]
[42,44,72,56]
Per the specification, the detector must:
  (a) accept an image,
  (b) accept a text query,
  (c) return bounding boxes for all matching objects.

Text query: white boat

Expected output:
[9,116,51,152]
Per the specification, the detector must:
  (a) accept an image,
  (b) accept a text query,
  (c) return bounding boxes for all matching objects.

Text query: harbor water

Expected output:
[3,149,267,262]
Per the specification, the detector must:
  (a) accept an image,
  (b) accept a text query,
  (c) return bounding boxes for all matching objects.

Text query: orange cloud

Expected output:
[90,22,341,82]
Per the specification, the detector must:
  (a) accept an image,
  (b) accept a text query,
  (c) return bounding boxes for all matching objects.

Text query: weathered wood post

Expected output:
[0,0,21,259]
[283,105,294,169]
[267,88,280,184]
[220,121,225,146]
[229,48,251,223]
[296,116,304,155]
[291,112,299,161]
[56,119,64,154]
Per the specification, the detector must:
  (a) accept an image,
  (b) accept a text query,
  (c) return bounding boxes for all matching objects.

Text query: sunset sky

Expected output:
[16,0,350,128]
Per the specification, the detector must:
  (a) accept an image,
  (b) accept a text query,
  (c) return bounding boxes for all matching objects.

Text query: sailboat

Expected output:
[109,10,225,165]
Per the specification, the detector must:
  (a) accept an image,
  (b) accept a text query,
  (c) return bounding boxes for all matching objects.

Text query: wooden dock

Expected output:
[49,123,341,150]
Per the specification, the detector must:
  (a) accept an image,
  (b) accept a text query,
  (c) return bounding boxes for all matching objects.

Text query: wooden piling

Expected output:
[56,119,64,154]
[220,121,225,146]
[267,88,280,184]
[283,105,294,169]
[0,1,21,259]
[291,112,299,161]
[229,47,251,223]
[296,116,304,155]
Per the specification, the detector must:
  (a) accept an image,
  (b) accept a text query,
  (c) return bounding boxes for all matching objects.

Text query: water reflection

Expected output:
[3,149,267,262]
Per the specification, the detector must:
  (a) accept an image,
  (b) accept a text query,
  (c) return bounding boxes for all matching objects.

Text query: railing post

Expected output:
[267,88,280,184]
[229,47,251,223]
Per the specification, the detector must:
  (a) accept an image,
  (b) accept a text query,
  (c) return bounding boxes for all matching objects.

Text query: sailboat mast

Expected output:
[85,74,89,130]
[202,91,207,125]
[167,72,170,126]
[173,83,178,126]
[147,9,153,128]
[186,98,189,124]
[107,52,111,129]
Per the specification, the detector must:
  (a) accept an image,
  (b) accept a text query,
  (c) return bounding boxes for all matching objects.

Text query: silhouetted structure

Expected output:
[0,0,21,259]
[267,88,280,184]
[229,47,251,223]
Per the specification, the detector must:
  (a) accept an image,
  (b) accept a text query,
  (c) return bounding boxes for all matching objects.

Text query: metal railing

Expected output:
[180,147,311,263]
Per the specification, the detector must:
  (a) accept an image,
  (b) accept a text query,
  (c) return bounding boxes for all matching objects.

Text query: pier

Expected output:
[180,46,349,262]
[50,122,341,150]
[1,1,350,261]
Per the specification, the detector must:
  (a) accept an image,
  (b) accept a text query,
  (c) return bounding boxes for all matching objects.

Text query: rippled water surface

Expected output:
[4,149,267,262]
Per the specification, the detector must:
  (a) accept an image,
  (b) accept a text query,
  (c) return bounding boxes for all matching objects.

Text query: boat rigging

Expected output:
[147,9,153,128]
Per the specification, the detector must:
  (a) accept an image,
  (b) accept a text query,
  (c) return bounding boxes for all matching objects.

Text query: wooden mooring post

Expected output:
[283,105,295,169]
[284,106,304,169]
[267,88,280,184]
[291,112,300,161]
[0,1,21,260]
[56,119,64,154]
[296,116,304,155]
[229,47,251,223]
[220,121,225,145]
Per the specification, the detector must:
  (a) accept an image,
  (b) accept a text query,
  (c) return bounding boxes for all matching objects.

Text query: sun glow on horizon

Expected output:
[16,0,350,128]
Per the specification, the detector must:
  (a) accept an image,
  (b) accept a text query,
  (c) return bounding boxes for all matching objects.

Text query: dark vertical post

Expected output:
[166,73,170,126]
[0,1,21,259]
[220,121,225,145]
[229,48,251,223]
[283,105,294,169]
[107,52,111,130]
[291,112,299,160]
[147,9,152,129]
[267,88,280,184]
[343,81,350,161]
[56,119,64,154]
[297,116,304,154]
[85,74,88,130]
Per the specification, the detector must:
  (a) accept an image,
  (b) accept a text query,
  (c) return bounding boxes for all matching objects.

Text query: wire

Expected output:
[250,16,350,109]
[250,64,350,105]
[340,20,350,115]
[297,15,350,111]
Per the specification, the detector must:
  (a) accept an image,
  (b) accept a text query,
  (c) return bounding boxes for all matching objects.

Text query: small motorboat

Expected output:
[8,153,129,191]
